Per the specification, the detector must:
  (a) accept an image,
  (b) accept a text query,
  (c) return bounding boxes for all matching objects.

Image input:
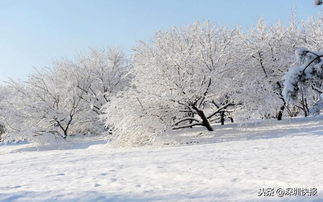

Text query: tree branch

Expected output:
[207,103,234,119]
[172,123,203,130]
[172,118,200,126]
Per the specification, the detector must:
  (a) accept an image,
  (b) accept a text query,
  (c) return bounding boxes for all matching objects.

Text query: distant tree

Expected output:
[235,16,323,119]
[0,85,10,141]
[72,48,131,115]
[0,48,131,143]
[234,19,293,120]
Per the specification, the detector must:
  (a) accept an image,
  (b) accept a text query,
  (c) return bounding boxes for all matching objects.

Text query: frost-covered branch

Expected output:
[282,48,323,116]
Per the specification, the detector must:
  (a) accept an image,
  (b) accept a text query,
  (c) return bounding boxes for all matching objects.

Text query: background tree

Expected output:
[0,85,9,141]
[0,48,131,143]
[234,16,323,119]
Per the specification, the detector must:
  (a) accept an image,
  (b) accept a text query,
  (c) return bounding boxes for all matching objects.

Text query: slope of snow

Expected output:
[1,116,323,201]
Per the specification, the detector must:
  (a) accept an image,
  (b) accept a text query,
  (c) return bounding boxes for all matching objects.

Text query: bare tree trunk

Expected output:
[63,130,68,139]
[192,105,213,131]
[276,81,285,121]
[188,112,194,128]
[220,111,225,125]
[300,90,309,117]
[277,105,285,121]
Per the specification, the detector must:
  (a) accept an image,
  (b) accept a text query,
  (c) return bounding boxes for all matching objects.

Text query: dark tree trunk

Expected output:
[304,98,309,117]
[188,112,194,128]
[220,111,225,125]
[192,105,213,131]
[300,90,309,117]
[63,130,68,139]
[276,81,286,121]
[277,105,285,121]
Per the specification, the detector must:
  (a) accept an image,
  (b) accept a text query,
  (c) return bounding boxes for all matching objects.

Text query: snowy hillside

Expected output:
[1,116,323,202]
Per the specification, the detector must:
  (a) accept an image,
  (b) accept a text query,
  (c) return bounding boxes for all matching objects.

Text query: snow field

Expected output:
[1,117,323,201]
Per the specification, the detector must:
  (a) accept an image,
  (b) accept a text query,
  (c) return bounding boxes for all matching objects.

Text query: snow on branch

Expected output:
[282,48,323,104]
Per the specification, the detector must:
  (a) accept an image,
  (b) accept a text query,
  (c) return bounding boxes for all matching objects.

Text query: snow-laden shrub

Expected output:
[102,92,170,147]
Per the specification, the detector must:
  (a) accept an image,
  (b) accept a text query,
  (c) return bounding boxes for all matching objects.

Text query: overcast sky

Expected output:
[0,0,322,82]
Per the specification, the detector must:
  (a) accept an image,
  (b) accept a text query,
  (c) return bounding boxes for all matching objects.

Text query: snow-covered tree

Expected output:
[2,66,94,142]
[133,22,241,130]
[103,17,323,146]
[283,48,323,115]
[280,16,323,116]
[0,85,9,141]
[2,16,323,146]
[234,16,323,120]
[70,48,131,115]
[234,19,291,120]
[104,22,241,146]
[1,48,131,143]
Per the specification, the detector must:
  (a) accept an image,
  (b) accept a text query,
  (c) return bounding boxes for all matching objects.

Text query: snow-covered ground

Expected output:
[1,116,323,201]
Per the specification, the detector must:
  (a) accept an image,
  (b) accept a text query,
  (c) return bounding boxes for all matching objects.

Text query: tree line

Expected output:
[1,16,323,146]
